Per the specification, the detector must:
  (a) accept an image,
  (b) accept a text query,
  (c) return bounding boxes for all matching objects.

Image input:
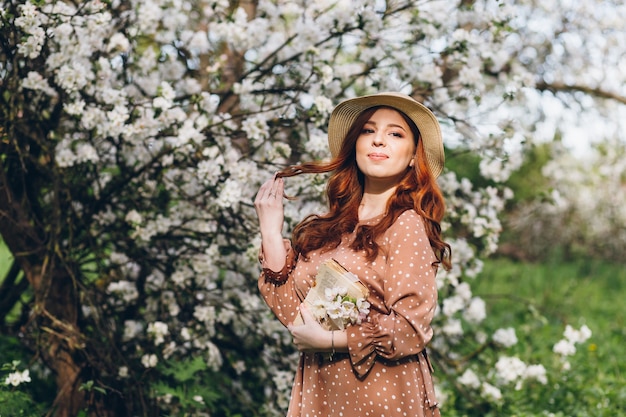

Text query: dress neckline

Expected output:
[358,213,386,224]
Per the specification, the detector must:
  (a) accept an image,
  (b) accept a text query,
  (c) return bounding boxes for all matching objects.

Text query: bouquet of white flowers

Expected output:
[311,286,371,330]
[294,258,370,330]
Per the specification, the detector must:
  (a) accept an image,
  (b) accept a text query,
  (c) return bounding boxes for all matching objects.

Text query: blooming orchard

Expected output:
[509,138,626,261]
[1,0,624,415]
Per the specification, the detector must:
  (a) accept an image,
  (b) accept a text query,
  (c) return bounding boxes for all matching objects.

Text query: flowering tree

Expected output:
[1,0,624,416]
[506,138,626,261]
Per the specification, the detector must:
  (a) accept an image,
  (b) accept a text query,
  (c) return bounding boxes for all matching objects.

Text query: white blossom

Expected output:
[193,305,216,324]
[305,132,331,157]
[232,360,246,375]
[64,99,86,116]
[141,354,158,368]
[495,356,527,385]
[206,341,223,371]
[4,370,31,387]
[56,62,91,92]
[455,282,472,301]
[165,119,203,147]
[22,71,57,96]
[313,95,333,115]
[125,210,143,225]
[123,320,143,342]
[464,297,486,324]
[81,106,106,130]
[170,270,188,287]
[242,115,269,144]
[147,321,169,346]
[108,33,130,52]
[181,327,192,341]
[16,19,45,58]
[199,92,220,113]
[481,382,502,401]
[153,96,172,110]
[493,327,518,348]
[118,366,129,378]
[442,318,464,338]
[107,280,139,303]
[442,295,463,317]
[524,364,548,385]
[15,3,43,30]
[553,324,592,357]
[75,143,99,164]
[55,145,76,168]
[553,339,576,356]
[217,179,243,208]
[564,324,592,344]
[458,369,481,389]
[162,342,177,359]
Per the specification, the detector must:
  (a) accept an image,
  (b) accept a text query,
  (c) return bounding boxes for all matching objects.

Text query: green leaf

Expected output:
[160,356,207,382]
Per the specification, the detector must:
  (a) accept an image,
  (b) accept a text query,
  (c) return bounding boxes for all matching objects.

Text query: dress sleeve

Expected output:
[257,239,302,327]
[348,211,439,378]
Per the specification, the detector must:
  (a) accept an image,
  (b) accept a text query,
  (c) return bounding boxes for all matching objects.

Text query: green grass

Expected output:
[0,238,12,277]
[471,257,626,416]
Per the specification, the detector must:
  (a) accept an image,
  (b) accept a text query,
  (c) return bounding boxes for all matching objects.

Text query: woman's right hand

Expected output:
[254,175,286,270]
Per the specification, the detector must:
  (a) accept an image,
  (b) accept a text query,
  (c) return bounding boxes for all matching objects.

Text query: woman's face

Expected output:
[355,108,416,187]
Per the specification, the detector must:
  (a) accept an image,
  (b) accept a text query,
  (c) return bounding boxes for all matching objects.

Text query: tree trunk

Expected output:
[0,172,86,416]
[27,265,84,417]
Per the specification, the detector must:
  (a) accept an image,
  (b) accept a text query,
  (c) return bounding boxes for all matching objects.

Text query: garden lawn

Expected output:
[473,257,626,417]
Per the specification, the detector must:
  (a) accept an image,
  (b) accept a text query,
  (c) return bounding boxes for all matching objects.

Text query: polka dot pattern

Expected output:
[259,210,441,417]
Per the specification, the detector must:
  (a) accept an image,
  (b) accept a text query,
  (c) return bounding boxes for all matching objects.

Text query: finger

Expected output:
[298,303,314,324]
[255,178,277,203]
[268,177,283,199]
[287,325,298,348]
[274,177,284,199]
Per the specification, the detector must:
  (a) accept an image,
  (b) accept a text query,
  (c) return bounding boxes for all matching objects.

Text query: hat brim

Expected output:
[327,92,444,178]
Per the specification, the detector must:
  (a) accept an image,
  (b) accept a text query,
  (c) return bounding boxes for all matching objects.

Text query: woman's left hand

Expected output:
[288,304,330,352]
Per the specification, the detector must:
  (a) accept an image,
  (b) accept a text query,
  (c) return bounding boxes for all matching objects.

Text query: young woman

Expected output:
[255,92,451,417]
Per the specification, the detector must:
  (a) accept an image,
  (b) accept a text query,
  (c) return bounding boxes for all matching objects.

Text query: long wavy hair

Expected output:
[278,106,451,270]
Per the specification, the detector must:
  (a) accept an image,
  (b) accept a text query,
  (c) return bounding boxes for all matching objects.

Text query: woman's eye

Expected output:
[390,132,404,138]
[361,128,375,134]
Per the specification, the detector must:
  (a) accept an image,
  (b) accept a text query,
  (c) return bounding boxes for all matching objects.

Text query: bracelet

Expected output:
[330,330,335,361]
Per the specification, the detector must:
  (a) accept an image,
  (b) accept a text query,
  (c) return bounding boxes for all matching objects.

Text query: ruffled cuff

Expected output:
[347,314,388,378]
[348,320,439,408]
[258,239,297,285]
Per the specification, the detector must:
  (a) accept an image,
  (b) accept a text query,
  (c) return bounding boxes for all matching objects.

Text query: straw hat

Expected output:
[327,92,444,177]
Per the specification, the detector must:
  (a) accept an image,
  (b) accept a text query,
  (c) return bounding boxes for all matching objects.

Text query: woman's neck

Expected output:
[358,187,396,220]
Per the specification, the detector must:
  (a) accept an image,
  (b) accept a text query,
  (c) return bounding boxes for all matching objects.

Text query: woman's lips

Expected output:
[368,153,388,160]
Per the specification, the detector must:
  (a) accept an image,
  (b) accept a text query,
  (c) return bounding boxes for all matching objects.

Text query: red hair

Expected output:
[278,107,451,270]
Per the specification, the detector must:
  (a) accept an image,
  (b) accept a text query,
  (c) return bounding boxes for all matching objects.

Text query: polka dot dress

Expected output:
[259,210,441,417]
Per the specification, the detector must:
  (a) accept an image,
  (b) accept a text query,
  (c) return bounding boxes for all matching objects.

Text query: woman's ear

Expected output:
[409,158,415,168]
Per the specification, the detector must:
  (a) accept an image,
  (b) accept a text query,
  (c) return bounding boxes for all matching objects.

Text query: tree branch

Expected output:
[0,260,29,327]
[536,81,626,105]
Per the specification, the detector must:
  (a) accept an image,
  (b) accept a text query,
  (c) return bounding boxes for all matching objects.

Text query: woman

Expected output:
[255,92,451,417]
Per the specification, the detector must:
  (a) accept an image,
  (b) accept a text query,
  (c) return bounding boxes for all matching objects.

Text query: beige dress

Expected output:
[258,210,441,417]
